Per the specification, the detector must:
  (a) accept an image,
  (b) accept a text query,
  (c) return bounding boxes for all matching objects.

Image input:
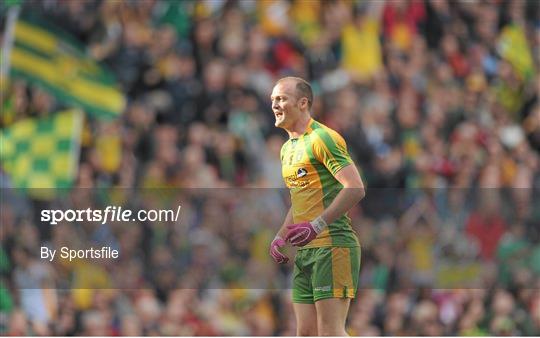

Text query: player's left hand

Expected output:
[285,216,327,247]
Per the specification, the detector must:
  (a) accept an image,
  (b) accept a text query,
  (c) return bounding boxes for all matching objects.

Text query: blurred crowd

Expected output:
[1,0,539,336]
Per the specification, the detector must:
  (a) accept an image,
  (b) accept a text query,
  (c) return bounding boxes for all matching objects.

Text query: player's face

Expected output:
[271,82,302,129]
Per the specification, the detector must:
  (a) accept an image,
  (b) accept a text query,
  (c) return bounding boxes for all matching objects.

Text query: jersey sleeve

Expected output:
[312,128,353,176]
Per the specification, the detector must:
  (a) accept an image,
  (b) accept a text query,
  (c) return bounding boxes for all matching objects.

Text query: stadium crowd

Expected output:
[1,0,539,335]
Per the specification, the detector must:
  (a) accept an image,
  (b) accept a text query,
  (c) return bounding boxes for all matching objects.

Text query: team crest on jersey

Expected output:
[297,168,307,178]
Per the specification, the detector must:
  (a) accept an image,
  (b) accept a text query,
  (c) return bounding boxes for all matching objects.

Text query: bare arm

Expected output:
[320,164,365,224]
[276,207,293,238]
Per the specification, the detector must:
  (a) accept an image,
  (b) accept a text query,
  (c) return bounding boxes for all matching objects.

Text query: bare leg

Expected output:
[315,298,351,336]
[293,303,318,336]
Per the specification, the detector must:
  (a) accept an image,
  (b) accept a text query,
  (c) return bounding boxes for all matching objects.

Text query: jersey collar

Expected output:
[304,118,315,135]
[290,118,315,141]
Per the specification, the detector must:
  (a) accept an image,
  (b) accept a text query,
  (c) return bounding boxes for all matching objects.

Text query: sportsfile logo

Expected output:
[41,205,181,225]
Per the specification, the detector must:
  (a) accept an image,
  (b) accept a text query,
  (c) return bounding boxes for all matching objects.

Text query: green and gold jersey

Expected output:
[281,119,360,249]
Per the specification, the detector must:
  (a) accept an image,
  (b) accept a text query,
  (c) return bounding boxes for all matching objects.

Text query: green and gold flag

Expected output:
[10,17,125,119]
[0,110,83,197]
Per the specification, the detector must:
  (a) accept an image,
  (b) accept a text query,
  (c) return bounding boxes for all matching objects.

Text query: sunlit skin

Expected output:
[270,80,311,138]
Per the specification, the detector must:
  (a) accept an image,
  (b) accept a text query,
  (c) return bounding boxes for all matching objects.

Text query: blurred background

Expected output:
[1,0,539,335]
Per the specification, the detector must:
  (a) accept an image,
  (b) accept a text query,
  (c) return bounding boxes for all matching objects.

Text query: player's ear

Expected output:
[299,97,308,109]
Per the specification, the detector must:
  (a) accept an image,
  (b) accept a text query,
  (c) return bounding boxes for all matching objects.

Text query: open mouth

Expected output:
[275,111,283,118]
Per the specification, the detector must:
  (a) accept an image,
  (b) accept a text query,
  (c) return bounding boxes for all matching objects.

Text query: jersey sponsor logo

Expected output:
[284,167,309,187]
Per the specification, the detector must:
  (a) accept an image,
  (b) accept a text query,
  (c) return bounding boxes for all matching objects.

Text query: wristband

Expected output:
[311,216,327,234]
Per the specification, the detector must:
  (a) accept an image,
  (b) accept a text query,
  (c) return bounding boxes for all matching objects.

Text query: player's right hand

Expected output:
[270,236,289,264]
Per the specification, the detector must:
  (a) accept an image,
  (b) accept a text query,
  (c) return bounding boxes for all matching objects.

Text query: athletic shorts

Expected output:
[292,246,361,304]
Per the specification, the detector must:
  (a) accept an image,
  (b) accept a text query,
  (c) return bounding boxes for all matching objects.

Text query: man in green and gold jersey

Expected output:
[269,77,365,336]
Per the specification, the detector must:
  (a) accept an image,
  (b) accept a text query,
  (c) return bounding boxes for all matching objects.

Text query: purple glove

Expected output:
[285,216,327,247]
[270,236,289,264]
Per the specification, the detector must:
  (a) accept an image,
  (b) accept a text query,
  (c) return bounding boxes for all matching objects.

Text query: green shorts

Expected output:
[292,246,361,304]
